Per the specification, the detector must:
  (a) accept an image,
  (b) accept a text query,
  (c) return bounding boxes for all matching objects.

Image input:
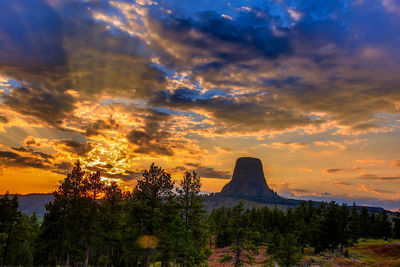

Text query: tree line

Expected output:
[0,160,399,266]
[209,199,399,266]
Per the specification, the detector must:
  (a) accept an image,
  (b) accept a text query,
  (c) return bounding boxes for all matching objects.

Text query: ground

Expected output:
[207,239,400,267]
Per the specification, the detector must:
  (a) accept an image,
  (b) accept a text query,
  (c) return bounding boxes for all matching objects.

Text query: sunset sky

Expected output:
[1,0,400,210]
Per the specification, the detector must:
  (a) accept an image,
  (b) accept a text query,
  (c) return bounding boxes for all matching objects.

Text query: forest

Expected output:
[1,161,400,267]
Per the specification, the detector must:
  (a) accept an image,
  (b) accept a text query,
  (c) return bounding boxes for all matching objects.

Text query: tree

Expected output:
[337,204,351,254]
[349,204,360,243]
[229,202,247,267]
[36,160,106,266]
[267,228,281,258]
[176,171,209,266]
[99,182,125,267]
[0,192,21,266]
[0,194,39,266]
[359,207,370,241]
[132,163,174,267]
[276,234,302,267]
[393,210,400,239]
[375,211,392,239]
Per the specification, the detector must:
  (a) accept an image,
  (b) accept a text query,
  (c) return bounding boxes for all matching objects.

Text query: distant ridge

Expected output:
[4,193,54,218]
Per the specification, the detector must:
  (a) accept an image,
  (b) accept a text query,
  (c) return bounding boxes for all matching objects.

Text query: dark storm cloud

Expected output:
[0,150,48,169]
[85,163,140,181]
[0,116,8,123]
[11,147,53,162]
[53,161,73,174]
[0,0,167,127]
[54,139,93,156]
[126,110,173,156]
[1,87,76,126]
[1,0,400,140]
[147,9,291,67]
[183,163,231,179]
[135,0,400,132]
[84,119,119,137]
[103,170,141,182]
[151,88,321,132]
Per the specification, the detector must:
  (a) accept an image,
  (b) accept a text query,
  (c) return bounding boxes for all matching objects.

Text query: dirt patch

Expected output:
[369,244,400,258]
[208,246,270,267]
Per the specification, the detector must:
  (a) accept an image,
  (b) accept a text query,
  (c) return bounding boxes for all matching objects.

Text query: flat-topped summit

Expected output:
[220,157,277,199]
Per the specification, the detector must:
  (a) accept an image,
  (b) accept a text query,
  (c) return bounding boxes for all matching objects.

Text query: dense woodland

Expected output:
[1,161,400,267]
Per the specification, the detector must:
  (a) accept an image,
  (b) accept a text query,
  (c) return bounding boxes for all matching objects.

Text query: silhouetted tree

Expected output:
[393,210,400,239]
[132,163,174,267]
[0,192,21,266]
[176,171,209,266]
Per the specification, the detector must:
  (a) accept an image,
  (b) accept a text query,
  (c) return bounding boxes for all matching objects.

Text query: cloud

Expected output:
[0,116,9,124]
[355,159,385,166]
[264,142,306,151]
[357,173,400,181]
[86,164,141,181]
[0,150,48,169]
[392,160,400,168]
[332,181,351,186]
[54,139,93,156]
[151,88,321,133]
[324,168,347,174]
[214,146,233,153]
[126,110,173,156]
[0,0,167,127]
[360,184,395,195]
[184,162,231,179]
[11,147,53,162]
[291,188,309,193]
[1,87,77,126]
[320,192,331,196]
[84,118,119,137]
[324,167,363,174]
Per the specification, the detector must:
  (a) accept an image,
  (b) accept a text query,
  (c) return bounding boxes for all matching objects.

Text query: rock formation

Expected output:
[220,157,277,199]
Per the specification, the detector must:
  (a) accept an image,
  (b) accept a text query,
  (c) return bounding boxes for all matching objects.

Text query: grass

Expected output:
[348,239,400,265]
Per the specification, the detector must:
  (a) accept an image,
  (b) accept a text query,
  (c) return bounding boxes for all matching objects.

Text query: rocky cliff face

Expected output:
[220,157,276,199]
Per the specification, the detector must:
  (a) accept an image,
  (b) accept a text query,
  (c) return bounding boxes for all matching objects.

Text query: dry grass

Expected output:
[206,240,400,266]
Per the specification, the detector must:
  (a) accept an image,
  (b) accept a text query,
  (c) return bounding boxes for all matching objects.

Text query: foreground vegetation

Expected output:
[1,161,400,266]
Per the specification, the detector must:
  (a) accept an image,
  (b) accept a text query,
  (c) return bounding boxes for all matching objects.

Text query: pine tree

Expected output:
[229,202,247,267]
[359,207,370,241]
[99,182,125,267]
[349,204,360,243]
[0,193,21,266]
[375,211,392,239]
[176,171,209,266]
[133,163,174,267]
[267,228,281,258]
[276,233,302,267]
[36,160,106,266]
[393,210,400,239]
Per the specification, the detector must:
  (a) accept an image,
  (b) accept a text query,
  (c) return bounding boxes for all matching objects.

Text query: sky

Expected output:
[0,0,400,210]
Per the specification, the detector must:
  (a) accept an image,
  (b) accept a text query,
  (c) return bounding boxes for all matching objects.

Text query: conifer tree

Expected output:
[276,233,302,267]
[133,163,174,267]
[176,171,209,266]
[393,210,400,239]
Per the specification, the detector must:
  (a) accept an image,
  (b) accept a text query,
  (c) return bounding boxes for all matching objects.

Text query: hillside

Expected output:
[15,193,54,218]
